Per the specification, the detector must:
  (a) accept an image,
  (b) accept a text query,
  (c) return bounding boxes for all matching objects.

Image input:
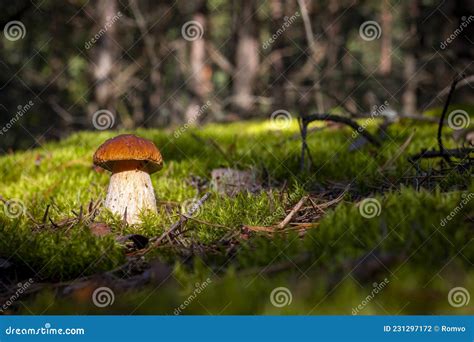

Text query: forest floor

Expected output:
[0,113,473,314]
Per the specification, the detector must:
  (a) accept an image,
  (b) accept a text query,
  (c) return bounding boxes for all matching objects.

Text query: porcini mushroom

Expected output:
[93,134,163,224]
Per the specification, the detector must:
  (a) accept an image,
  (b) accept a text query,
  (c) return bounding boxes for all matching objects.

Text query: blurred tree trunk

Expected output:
[268,0,285,109]
[379,0,392,75]
[92,0,118,113]
[402,54,417,113]
[232,0,259,115]
[186,0,213,123]
[296,0,325,112]
[326,1,342,67]
[402,1,420,114]
[130,0,163,127]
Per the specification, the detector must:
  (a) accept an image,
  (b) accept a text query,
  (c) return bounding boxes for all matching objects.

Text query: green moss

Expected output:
[0,120,472,313]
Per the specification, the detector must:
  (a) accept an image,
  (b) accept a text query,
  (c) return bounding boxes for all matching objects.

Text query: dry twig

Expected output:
[150,193,211,247]
[277,195,308,229]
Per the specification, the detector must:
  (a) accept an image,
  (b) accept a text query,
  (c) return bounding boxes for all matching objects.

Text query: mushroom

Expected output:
[93,134,163,224]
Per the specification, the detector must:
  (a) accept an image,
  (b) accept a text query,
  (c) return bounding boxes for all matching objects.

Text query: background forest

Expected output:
[1,0,472,151]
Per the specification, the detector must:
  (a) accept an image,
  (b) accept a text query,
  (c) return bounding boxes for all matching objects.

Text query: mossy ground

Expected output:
[0,115,473,314]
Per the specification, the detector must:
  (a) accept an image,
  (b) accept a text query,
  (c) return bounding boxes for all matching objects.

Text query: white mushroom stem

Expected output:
[104,169,157,224]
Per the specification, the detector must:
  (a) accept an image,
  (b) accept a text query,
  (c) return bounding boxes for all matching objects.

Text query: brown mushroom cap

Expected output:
[93,134,163,174]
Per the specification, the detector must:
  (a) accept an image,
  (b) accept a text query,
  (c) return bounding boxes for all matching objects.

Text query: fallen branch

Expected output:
[409,148,474,162]
[299,113,381,171]
[277,195,309,229]
[303,113,381,147]
[437,74,465,163]
[150,193,211,247]
[437,74,473,97]
[242,189,347,234]
[243,222,317,233]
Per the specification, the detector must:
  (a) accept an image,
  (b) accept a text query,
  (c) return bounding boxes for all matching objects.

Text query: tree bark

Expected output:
[402,54,417,114]
[379,0,392,75]
[187,2,213,123]
[129,0,163,127]
[268,0,286,109]
[402,1,420,114]
[92,0,118,112]
[232,0,259,115]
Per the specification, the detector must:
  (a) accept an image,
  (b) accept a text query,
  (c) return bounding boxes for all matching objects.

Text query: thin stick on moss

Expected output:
[150,192,211,246]
[277,195,308,229]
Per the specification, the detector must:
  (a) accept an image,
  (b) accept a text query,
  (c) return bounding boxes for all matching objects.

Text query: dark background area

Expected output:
[0,0,472,152]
